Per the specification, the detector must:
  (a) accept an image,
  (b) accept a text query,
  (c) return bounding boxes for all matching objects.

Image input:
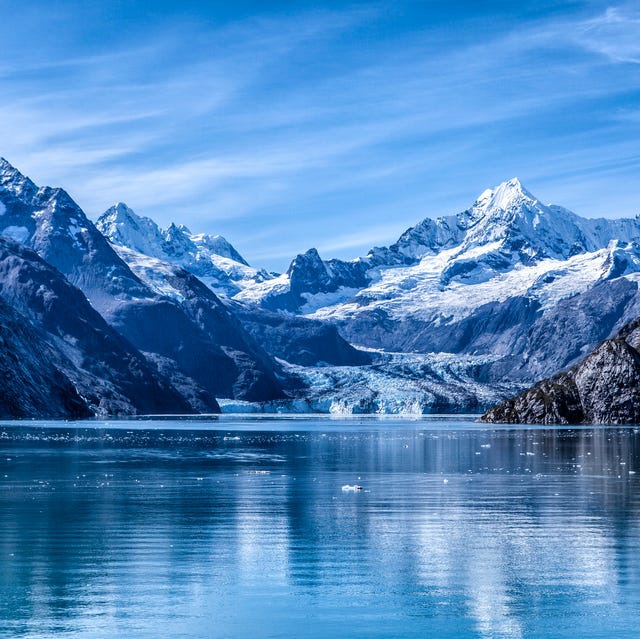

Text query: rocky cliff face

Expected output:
[0,295,91,419]
[0,237,199,415]
[109,246,286,401]
[482,325,640,424]
[229,302,372,368]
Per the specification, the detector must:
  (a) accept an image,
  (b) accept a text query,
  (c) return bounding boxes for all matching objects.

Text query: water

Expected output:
[1,417,640,639]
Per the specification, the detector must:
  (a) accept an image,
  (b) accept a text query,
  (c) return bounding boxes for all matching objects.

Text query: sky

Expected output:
[1,0,640,270]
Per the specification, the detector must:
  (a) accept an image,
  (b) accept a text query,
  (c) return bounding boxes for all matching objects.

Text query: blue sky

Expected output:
[1,1,640,270]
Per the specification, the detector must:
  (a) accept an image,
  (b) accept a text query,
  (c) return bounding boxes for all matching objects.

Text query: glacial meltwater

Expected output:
[1,417,640,639]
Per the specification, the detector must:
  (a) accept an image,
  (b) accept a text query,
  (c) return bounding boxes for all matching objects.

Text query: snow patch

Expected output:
[299,286,360,314]
[111,245,186,302]
[1,225,29,243]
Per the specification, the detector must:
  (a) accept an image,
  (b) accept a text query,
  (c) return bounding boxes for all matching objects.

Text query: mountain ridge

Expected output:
[0,159,290,413]
[96,169,640,412]
[3,156,640,417]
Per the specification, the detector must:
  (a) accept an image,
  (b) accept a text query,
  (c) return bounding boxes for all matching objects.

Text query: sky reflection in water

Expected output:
[1,419,639,638]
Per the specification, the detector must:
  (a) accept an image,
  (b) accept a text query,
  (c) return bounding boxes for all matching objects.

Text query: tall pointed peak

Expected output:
[98,202,154,233]
[483,177,537,209]
[164,222,189,239]
[190,231,249,266]
[96,202,165,258]
[100,202,141,223]
[287,247,324,276]
[0,157,20,174]
[287,247,332,294]
[113,202,136,216]
[0,157,38,198]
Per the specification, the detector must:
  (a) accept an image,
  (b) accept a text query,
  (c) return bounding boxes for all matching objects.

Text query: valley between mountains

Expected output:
[2,156,640,422]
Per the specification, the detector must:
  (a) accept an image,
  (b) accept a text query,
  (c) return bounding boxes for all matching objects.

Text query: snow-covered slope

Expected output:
[95,173,640,407]
[97,203,272,297]
[232,178,640,384]
[237,178,640,314]
[310,240,640,326]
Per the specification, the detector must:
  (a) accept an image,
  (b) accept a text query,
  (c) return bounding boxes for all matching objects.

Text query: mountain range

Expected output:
[1,156,640,419]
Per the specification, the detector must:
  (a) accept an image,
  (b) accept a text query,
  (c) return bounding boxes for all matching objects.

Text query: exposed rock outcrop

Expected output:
[483,328,640,424]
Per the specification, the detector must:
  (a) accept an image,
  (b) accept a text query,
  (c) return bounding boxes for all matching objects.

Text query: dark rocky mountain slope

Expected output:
[0,236,200,415]
[482,318,640,424]
[0,295,91,419]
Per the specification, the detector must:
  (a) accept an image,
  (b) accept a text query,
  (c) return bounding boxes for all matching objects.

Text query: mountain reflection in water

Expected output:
[1,420,639,639]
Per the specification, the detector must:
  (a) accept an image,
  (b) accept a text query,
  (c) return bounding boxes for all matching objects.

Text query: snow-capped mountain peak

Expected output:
[97,204,271,297]
[162,222,193,258]
[480,177,534,211]
[98,205,247,266]
[450,177,640,273]
[190,232,249,266]
[98,202,165,257]
[467,178,546,233]
[0,157,38,200]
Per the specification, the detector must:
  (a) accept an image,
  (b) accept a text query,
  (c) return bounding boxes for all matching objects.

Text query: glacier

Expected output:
[4,153,640,417]
[94,174,640,414]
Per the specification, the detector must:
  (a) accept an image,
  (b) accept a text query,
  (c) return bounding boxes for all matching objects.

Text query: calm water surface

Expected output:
[1,416,640,638]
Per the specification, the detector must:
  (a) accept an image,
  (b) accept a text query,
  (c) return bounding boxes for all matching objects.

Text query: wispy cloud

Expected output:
[1,2,640,269]
[574,6,640,63]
